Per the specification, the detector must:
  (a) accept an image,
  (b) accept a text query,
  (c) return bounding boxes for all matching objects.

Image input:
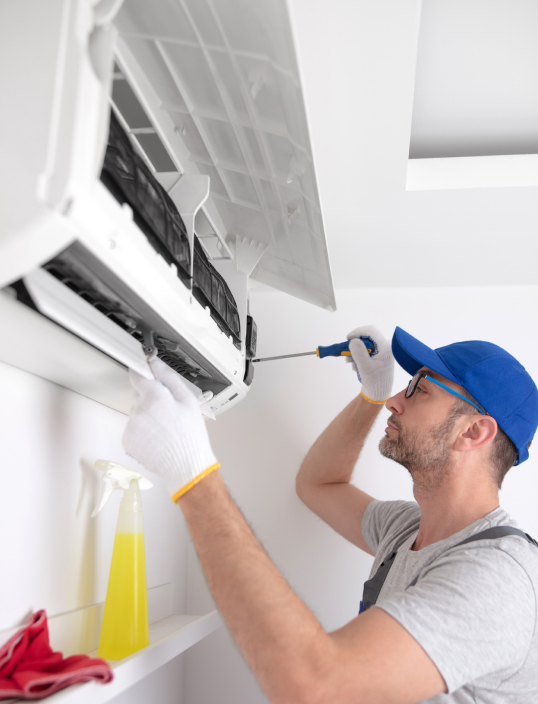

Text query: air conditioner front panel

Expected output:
[0,0,115,286]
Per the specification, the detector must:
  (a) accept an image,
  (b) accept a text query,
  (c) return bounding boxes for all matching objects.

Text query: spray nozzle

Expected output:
[91,460,153,517]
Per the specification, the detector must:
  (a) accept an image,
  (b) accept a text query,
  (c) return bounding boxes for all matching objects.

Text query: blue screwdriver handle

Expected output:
[317,337,375,359]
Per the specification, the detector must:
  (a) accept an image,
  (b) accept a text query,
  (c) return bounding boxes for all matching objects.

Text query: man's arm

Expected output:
[296,325,395,555]
[296,394,381,555]
[179,471,446,704]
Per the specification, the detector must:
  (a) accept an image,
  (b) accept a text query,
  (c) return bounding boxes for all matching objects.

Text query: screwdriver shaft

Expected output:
[252,351,316,363]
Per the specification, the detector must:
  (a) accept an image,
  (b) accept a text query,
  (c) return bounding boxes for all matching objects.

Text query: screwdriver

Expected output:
[252,336,375,363]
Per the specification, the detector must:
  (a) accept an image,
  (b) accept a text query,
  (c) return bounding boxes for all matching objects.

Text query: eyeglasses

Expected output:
[405,371,487,416]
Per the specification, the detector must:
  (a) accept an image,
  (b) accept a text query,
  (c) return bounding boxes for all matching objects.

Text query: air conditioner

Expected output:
[0,0,336,416]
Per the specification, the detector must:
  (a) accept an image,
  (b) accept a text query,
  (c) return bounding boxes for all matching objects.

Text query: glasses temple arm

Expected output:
[425,376,486,416]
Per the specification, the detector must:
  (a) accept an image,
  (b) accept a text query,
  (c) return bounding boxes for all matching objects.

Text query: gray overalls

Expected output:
[360,526,538,614]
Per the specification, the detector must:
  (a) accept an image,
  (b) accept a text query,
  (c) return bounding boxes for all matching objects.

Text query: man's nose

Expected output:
[386,388,406,415]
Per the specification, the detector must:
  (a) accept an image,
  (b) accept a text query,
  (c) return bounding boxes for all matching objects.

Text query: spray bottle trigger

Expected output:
[91,460,153,517]
[91,480,115,518]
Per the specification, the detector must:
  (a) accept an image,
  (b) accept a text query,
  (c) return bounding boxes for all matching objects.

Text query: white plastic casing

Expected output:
[0,0,335,416]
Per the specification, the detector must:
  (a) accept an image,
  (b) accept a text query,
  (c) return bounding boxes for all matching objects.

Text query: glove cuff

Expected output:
[360,391,388,405]
[171,462,220,503]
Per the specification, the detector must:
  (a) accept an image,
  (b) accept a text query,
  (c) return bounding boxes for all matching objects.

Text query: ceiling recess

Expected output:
[410,0,538,159]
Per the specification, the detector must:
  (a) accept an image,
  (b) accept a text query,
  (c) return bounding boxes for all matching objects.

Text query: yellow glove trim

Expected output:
[171,463,221,503]
[360,391,387,405]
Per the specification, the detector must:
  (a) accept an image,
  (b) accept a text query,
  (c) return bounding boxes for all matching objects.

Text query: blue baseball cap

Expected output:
[392,327,538,465]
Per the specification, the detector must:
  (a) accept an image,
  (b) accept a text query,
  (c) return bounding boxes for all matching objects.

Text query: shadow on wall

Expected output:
[76,456,99,651]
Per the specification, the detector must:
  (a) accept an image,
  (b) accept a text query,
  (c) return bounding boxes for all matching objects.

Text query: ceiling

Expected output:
[286,0,538,290]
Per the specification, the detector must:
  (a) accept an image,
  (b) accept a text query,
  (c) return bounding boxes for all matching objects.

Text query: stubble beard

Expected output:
[379,413,458,494]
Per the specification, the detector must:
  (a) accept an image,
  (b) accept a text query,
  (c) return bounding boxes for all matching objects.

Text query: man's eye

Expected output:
[416,385,426,393]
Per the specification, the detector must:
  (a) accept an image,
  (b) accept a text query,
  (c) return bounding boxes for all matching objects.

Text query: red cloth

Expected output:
[0,610,113,700]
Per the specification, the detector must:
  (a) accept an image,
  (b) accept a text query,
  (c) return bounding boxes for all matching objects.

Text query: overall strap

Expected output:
[360,536,410,613]
[360,526,538,613]
[406,526,538,589]
[453,526,538,548]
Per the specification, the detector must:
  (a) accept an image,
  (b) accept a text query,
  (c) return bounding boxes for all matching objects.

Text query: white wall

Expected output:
[184,284,538,704]
[3,284,537,704]
[0,362,189,704]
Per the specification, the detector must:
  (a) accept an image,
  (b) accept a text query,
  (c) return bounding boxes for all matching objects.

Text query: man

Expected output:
[123,325,538,704]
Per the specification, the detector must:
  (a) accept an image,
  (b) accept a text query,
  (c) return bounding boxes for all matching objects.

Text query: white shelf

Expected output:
[31,611,222,704]
[0,585,222,704]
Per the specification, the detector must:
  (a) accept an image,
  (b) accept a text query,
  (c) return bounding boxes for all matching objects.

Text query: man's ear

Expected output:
[454,416,498,453]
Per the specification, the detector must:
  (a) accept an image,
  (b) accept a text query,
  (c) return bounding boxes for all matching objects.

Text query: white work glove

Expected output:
[346,325,394,404]
[122,357,219,502]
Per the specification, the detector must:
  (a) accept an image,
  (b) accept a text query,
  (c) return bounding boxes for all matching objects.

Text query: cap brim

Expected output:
[392,327,460,384]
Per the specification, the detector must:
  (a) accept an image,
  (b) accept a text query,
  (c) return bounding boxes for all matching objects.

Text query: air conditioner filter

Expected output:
[193,238,241,349]
[100,110,191,285]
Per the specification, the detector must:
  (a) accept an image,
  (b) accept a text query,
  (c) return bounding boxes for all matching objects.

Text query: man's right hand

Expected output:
[347,325,395,405]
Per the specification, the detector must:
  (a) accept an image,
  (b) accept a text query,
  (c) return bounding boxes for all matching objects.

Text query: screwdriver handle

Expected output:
[317,337,375,359]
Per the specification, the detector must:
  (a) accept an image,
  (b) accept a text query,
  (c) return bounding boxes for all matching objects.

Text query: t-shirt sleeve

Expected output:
[375,544,536,692]
[361,499,421,554]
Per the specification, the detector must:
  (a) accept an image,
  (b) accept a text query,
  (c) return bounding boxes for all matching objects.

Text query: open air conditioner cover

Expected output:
[113,0,336,311]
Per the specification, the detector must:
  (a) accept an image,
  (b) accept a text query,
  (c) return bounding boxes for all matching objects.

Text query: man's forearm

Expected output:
[177,470,446,704]
[178,471,334,704]
[297,394,383,491]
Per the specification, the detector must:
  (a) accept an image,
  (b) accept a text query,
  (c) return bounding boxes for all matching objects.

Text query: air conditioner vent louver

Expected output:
[156,343,211,382]
[41,247,229,396]
[44,252,140,333]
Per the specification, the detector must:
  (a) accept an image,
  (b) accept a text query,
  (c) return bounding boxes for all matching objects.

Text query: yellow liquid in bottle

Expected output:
[98,533,149,660]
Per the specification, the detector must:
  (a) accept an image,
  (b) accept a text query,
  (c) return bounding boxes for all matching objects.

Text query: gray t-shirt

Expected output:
[361,500,538,703]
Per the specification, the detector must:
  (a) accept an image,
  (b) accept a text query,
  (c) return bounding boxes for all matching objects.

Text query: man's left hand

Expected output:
[122,357,220,502]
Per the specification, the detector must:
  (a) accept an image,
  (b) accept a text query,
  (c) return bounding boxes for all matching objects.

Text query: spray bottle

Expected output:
[91,460,153,660]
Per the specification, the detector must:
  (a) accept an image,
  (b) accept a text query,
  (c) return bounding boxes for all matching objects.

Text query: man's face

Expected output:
[379,368,468,492]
